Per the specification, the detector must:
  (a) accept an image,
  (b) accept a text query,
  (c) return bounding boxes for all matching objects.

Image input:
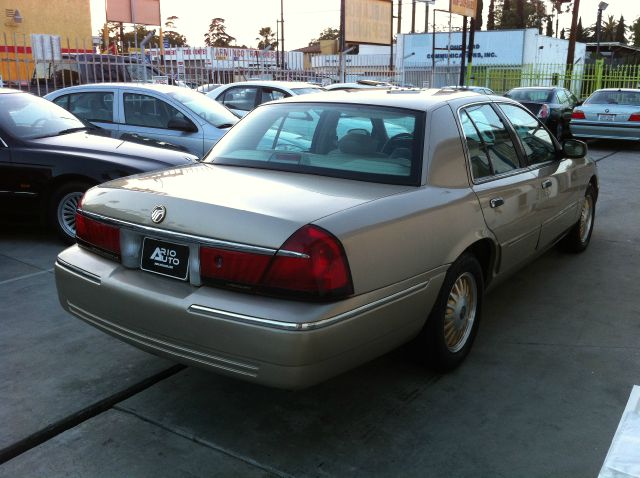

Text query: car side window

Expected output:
[498,104,557,165]
[462,104,521,178]
[52,95,69,110]
[220,87,258,112]
[123,93,188,130]
[556,90,568,105]
[67,92,114,123]
[261,88,288,103]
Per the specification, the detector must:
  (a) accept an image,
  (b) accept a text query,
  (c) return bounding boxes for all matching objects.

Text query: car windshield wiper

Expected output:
[56,127,88,136]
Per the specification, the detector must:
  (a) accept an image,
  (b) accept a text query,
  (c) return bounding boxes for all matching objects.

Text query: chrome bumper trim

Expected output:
[79,209,280,256]
[56,258,101,285]
[189,280,429,331]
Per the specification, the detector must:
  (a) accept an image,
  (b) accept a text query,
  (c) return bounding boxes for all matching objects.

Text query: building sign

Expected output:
[345,0,392,45]
[450,0,477,18]
[106,0,161,25]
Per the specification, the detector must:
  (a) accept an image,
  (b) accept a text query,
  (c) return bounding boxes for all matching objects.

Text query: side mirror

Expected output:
[562,139,587,159]
[167,117,197,132]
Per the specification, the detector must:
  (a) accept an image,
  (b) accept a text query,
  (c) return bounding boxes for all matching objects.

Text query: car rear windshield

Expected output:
[585,90,640,106]
[206,102,423,186]
[291,87,325,95]
[506,89,554,103]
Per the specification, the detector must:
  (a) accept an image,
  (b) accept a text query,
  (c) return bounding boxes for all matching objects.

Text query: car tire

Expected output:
[560,184,596,253]
[49,181,92,244]
[417,253,484,372]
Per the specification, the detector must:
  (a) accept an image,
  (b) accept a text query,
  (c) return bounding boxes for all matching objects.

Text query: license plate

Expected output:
[598,114,615,121]
[140,237,189,280]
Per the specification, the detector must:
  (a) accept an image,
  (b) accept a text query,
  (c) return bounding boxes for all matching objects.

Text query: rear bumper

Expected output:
[570,121,640,141]
[55,246,443,389]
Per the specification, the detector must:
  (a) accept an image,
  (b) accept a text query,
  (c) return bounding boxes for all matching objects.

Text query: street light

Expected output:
[595,1,609,59]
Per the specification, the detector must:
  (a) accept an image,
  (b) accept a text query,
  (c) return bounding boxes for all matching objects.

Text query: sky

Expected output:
[89,0,640,50]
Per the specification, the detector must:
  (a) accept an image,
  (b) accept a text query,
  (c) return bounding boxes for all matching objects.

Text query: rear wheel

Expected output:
[560,184,596,253]
[416,253,484,372]
[49,181,92,244]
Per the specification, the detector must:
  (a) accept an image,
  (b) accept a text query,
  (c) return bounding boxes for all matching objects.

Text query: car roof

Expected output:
[0,88,24,95]
[45,83,191,95]
[267,87,505,112]
[216,80,322,89]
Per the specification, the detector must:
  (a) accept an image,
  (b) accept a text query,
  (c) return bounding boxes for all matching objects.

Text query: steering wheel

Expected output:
[382,133,413,155]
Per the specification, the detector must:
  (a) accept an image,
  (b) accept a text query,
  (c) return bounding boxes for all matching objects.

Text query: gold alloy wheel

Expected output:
[579,194,594,244]
[444,272,478,353]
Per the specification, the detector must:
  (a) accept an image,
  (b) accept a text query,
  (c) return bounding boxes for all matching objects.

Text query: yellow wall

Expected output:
[0,0,92,43]
[0,0,92,84]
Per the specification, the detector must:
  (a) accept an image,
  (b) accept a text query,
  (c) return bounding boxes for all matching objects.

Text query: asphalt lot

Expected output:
[1,141,639,477]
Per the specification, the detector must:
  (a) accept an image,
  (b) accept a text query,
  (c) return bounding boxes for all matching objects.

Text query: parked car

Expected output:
[207,80,324,117]
[504,86,578,139]
[444,85,495,95]
[569,88,640,141]
[45,83,238,158]
[31,54,169,90]
[55,88,598,389]
[324,80,394,91]
[196,83,222,94]
[0,88,197,242]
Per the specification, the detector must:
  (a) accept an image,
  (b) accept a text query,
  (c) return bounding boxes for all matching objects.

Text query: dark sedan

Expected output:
[0,88,197,242]
[504,86,579,140]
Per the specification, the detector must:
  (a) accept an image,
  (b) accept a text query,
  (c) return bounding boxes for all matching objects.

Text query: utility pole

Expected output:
[397,0,402,34]
[565,0,580,88]
[280,0,285,69]
[459,16,467,86]
[411,0,416,33]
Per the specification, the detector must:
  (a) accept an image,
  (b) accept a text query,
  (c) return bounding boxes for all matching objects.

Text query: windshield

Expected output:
[166,89,239,127]
[291,87,325,95]
[506,89,554,103]
[585,90,640,106]
[0,93,85,140]
[205,102,423,186]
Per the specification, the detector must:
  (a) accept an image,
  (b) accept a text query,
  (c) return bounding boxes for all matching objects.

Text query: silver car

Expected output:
[55,89,598,389]
[207,80,324,117]
[570,88,640,141]
[45,83,238,158]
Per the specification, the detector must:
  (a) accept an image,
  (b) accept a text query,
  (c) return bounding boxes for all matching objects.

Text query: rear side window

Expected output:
[460,104,521,179]
[208,103,423,186]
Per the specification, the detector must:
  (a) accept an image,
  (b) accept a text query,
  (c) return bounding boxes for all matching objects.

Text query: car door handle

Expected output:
[490,197,504,208]
[542,179,553,189]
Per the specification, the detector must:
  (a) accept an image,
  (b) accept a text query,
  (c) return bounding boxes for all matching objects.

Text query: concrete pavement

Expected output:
[1,141,639,477]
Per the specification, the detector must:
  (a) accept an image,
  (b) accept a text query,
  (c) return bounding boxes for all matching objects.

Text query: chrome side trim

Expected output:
[56,258,101,285]
[0,190,37,196]
[80,209,280,256]
[189,281,430,331]
[0,137,7,148]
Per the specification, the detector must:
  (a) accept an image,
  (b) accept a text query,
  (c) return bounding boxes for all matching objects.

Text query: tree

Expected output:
[496,0,547,32]
[256,26,277,50]
[308,27,340,46]
[204,18,236,47]
[162,15,188,47]
[631,17,640,46]
[575,17,591,42]
[560,28,566,39]
[487,0,496,30]
[615,16,628,44]
[546,16,553,37]
[597,15,618,43]
[516,0,525,28]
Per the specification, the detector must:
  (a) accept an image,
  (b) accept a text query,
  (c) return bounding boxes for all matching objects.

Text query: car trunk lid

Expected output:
[81,163,413,249]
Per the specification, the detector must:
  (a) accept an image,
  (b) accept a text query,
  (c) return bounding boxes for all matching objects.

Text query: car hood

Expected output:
[30,131,197,166]
[81,163,412,248]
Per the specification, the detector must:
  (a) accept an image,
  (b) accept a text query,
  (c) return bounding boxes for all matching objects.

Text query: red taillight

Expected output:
[629,113,640,122]
[200,246,271,286]
[571,110,586,120]
[198,225,353,300]
[537,104,550,119]
[75,212,121,259]
[262,225,353,299]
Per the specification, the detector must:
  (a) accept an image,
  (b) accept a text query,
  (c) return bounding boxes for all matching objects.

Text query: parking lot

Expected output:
[0,140,638,477]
